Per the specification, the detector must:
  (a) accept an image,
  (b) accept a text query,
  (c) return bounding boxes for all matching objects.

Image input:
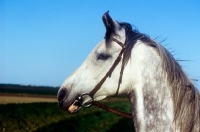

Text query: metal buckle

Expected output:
[75,93,94,108]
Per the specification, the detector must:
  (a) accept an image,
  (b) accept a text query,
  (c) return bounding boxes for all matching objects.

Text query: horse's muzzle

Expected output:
[57,89,82,113]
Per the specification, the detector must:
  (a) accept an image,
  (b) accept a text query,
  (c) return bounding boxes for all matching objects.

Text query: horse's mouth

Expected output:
[68,100,81,114]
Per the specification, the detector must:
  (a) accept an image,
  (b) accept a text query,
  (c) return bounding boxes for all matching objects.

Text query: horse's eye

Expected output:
[97,53,111,60]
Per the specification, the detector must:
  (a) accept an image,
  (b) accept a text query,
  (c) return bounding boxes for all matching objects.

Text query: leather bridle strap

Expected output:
[89,41,125,97]
[88,38,132,119]
[91,35,145,97]
[89,38,126,97]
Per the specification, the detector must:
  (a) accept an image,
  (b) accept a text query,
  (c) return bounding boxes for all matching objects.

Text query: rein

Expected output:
[74,38,132,119]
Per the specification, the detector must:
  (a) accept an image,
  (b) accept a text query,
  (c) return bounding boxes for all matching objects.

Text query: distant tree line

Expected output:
[0,84,59,96]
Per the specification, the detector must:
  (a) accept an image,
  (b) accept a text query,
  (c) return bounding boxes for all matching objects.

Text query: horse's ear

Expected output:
[102,11,122,44]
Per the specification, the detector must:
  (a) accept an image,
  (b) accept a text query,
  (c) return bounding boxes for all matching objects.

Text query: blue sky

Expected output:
[1,1,200,89]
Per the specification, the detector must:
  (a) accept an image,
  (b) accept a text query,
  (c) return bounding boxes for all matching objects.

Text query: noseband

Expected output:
[74,38,132,119]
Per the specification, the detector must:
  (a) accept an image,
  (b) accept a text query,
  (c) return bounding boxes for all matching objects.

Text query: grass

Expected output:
[0,84,135,131]
[0,102,135,132]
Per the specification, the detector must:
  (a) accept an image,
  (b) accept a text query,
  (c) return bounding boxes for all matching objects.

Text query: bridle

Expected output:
[73,38,132,119]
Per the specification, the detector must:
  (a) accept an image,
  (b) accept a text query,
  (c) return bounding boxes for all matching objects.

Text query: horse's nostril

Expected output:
[58,89,67,103]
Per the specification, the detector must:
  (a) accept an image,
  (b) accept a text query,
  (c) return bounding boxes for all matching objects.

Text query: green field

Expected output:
[0,102,135,132]
[0,84,135,131]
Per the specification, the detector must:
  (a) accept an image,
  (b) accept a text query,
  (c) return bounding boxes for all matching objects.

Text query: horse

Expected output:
[57,11,200,132]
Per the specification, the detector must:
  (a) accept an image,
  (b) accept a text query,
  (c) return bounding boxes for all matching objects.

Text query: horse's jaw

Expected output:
[94,95,107,101]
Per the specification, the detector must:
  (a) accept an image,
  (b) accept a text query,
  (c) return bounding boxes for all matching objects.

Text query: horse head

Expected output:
[57,12,132,113]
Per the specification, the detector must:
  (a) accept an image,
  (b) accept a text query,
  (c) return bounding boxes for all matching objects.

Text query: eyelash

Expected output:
[97,53,111,60]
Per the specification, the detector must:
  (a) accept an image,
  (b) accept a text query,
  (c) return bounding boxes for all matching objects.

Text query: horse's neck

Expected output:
[128,41,174,132]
